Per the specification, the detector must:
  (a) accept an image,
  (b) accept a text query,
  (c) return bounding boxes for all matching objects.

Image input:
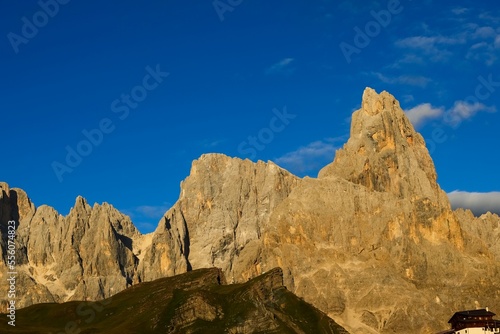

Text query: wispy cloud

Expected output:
[472,26,496,39]
[396,35,465,50]
[405,103,444,128]
[199,138,225,148]
[448,191,500,216]
[451,7,469,15]
[121,203,171,233]
[372,72,431,88]
[395,35,462,62]
[265,58,295,75]
[466,40,498,66]
[402,94,415,103]
[388,54,425,68]
[133,204,171,218]
[464,25,499,65]
[395,21,500,65]
[445,100,496,126]
[275,137,346,175]
[478,12,500,25]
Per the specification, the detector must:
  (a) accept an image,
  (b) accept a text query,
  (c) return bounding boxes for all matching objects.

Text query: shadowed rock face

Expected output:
[1,88,499,334]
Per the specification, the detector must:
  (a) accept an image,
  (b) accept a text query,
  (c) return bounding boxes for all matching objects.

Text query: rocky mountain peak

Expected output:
[71,195,90,212]
[0,182,9,198]
[319,87,448,206]
[360,87,397,116]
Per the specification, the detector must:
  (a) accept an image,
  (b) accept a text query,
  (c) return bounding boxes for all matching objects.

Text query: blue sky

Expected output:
[1,0,499,233]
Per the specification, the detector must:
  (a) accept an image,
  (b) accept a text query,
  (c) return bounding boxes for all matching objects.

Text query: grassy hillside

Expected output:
[0,268,348,334]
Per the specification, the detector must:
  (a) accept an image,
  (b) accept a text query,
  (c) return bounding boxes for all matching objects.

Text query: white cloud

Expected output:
[265,58,295,75]
[405,103,444,128]
[275,137,345,175]
[444,100,496,126]
[403,99,496,128]
[448,191,500,216]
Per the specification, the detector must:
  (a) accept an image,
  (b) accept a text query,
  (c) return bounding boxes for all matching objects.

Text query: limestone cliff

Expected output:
[138,156,299,283]
[1,88,499,334]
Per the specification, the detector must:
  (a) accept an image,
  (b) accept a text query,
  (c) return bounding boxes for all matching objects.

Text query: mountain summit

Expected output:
[1,88,499,334]
[321,88,447,205]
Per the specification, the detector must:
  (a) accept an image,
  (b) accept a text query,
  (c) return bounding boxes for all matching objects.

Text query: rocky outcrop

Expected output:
[1,88,499,334]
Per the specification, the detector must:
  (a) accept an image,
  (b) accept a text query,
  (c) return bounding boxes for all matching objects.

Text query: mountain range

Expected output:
[1,88,499,333]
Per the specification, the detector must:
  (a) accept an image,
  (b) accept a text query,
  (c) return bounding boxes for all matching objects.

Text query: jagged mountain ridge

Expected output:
[1,88,499,334]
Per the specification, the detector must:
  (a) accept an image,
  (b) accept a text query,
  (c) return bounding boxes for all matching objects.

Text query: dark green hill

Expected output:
[0,268,348,333]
